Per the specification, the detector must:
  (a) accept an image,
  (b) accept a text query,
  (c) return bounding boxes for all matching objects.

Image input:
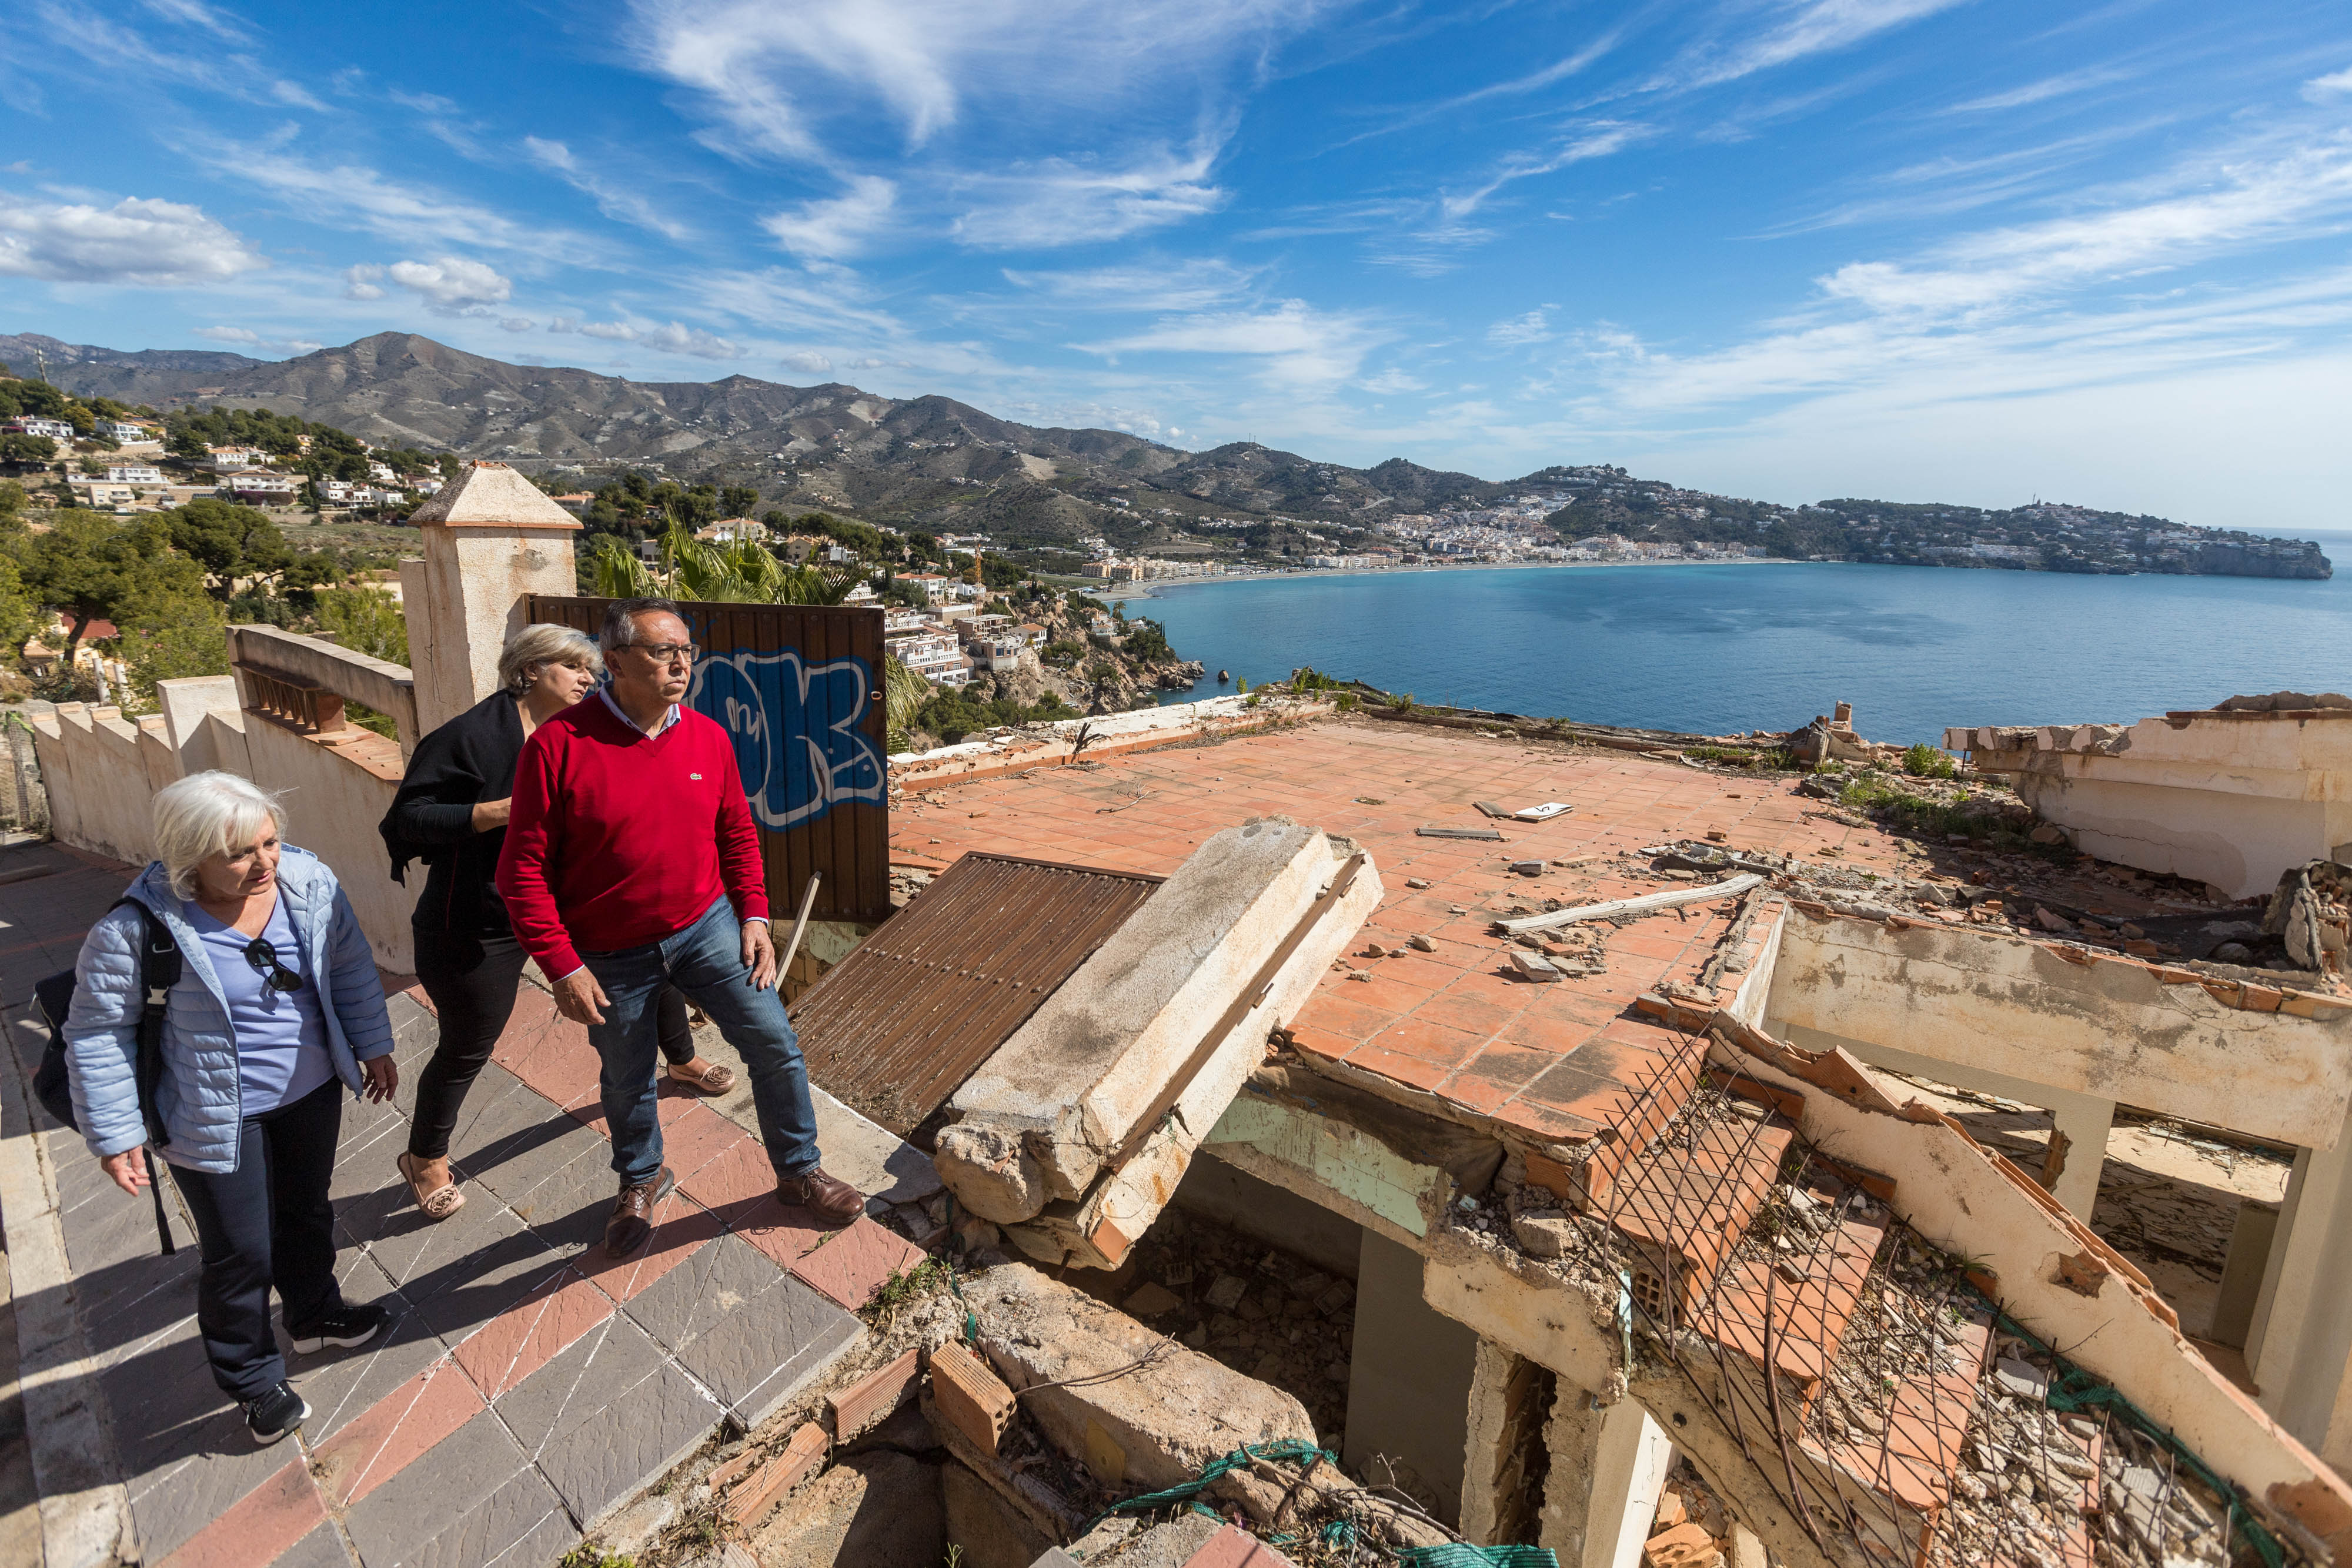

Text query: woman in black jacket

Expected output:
[381,623,736,1221]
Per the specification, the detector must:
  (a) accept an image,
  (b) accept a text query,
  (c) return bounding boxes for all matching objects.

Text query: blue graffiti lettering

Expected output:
[686,650,886,830]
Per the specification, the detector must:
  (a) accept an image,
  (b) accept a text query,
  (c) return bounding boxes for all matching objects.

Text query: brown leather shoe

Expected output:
[776,1166,863,1229]
[604,1166,676,1259]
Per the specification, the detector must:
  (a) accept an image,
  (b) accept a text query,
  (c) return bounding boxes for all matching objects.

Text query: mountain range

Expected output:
[0,330,2324,579]
[0,330,1505,550]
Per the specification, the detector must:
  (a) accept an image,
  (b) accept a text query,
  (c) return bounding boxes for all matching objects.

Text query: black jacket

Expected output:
[380,691,526,937]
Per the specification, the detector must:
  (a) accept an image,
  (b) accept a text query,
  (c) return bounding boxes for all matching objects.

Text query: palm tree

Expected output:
[591,517,853,606]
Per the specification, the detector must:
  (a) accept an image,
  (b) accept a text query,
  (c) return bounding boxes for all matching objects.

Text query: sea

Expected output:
[1126,530,2352,744]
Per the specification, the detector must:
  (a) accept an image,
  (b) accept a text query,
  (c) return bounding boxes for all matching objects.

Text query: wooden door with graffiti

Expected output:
[526,596,892,925]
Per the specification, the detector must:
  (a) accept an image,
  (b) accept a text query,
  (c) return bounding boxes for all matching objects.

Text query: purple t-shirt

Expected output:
[187,895,335,1116]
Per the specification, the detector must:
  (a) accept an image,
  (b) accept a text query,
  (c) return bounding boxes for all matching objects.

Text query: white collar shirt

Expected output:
[599,685,681,738]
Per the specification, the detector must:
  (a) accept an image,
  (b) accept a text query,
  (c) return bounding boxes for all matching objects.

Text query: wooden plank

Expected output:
[1497,873,1764,935]
[1418,825,1504,841]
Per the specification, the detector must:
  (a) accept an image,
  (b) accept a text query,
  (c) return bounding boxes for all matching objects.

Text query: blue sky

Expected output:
[4,1,2351,531]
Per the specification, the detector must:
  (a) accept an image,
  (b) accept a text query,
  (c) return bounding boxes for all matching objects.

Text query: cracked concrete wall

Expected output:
[1964,713,2352,898]
[1348,1229,1479,1527]
[1763,904,2352,1148]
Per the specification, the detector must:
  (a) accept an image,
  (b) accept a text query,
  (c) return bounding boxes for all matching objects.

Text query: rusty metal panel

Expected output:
[526,594,891,925]
[790,852,1164,1136]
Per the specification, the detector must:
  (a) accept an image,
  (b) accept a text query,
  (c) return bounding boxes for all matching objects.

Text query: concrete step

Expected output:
[1798,1308,1994,1565]
[1703,1211,1887,1390]
[1607,1107,1798,1326]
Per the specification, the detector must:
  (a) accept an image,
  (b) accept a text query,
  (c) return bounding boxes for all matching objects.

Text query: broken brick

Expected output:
[930,1339,1017,1455]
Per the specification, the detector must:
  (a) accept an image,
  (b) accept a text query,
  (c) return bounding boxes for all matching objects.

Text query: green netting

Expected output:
[1983,1300,2286,1568]
[1396,1547,1561,1566]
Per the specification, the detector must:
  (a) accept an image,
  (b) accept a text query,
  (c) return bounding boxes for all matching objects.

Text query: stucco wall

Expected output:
[240,718,414,971]
[2017,773,2341,898]
[29,705,163,867]
[1763,904,2352,1148]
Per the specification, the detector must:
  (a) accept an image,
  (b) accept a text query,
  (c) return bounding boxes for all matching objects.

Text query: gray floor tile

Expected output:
[393,1460,579,1568]
[278,1522,361,1568]
[342,1408,532,1567]
[503,1135,629,1256]
[629,1237,861,1427]
[527,1351,721,1529]
[282,1252,452,1446]
[495,1310,664,1455]
[398,1205,567,1348]
[456,1086,601,1211]
[121,1413,295,1564]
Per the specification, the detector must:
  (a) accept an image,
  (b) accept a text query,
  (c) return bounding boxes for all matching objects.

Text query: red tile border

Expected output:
[309,1355,487,1509]
[153,1457,326,1568]
[453,1267,617,1399]
[788,1217,930,1310]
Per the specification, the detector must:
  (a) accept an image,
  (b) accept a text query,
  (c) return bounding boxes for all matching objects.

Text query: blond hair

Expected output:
[497,623,604,696]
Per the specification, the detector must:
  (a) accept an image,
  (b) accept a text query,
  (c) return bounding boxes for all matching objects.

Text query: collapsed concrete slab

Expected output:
[967,1264,1318,1493]
[936,817,1380,1267]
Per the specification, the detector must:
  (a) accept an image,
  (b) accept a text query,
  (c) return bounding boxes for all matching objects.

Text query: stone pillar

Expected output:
[2246,1114,2352,1469]
[1345,1228,1480,1526]
[404,463,582,735]
[1537,1390,1676,1568]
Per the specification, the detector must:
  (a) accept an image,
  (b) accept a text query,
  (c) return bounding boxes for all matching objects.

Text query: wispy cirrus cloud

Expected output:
[1440,122,1649,220]
[1947,64,2137,113]
[761,174,896,259]
[190,132,589,254]
[523,137,690,240]
[951,145,1228,249]
[1078,299,1391,387]
[1666,0,1967,91]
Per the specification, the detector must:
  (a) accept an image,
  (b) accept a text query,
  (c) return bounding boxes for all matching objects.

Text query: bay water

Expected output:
[1131,531,2352,744]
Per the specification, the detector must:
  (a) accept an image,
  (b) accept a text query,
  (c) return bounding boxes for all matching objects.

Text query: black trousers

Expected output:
[409,927,696,1161]
[173,1079,345,1400]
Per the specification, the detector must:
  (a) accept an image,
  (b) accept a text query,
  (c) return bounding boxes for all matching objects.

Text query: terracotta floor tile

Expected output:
[734,1198,836,1268]
[788,1217,929,1310]
[310,1355,486,1508]
[677,1132,780,1212]
[573,1188,724,1304]
[1412,989,1521,1040]
[1498,1012,1606,1056]
[1293,991,1398,1043]
[1347,1043,1451,1092]
[1367,1016,1484,1069]
[453,1267,617,1400]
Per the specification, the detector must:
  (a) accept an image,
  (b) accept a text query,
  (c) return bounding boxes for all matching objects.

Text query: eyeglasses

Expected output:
[243,938,302,993]
[622,643,700,667]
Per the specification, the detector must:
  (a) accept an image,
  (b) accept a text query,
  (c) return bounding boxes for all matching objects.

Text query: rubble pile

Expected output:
[2265,859,2352,976]
[1100,1208,1358,1441]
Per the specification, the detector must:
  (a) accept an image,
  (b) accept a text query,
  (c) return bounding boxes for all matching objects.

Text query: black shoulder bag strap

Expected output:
[125,904,180,1257]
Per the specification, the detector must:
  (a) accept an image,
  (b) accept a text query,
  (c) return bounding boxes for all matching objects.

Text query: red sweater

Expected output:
[496,697,770,978]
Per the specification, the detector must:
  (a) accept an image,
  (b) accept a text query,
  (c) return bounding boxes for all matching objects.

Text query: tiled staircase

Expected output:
[1564,1042,2000,1568]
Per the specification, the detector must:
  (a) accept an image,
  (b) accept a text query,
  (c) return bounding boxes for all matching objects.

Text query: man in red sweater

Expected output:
[498,599,863,1256]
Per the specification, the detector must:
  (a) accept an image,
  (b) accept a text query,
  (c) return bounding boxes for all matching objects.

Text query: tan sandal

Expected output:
[667,1058,737,1095]
[397,1152,466,1222]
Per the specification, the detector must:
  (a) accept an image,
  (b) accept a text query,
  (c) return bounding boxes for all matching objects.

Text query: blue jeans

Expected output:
[577,897,821,1188]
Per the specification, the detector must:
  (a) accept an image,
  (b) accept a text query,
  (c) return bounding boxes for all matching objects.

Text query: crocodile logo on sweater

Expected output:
[686,650,886,830]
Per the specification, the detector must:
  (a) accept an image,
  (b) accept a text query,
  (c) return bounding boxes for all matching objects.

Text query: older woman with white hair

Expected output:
[66,771,399,1447]
[380,622,733,1225]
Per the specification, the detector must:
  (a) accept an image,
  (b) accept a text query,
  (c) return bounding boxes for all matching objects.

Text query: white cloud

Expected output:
[342,262,385,299]
[1080,299,1388,386]
[554,317,743,358]
[385,256,513,314]
[499,316,534,331]
[953,145,1226,248]
[522,137,690,240]
[1487,306,1556,346]
[2307,67,2352,101]
[190,325,321,355]
[0,190,266,285]
[626,0,1328,161]
[1673,0,1966,89]
[139,0,248,40]
[193,134,582,253]
[1359,367,1425,394]
[1947,65,2135,113]
[1815,132,2352,319]
[1000,256,1257,312]
[779,349,834,373]
[761,175,896,259]
[1442,125,1647,221]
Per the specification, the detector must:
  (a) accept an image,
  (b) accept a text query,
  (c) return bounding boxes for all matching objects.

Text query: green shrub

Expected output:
[910,686,1075,745]
[1902,743,1956,778]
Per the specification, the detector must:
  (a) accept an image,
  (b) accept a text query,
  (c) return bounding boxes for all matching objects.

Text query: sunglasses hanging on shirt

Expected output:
[243,937,302,993]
